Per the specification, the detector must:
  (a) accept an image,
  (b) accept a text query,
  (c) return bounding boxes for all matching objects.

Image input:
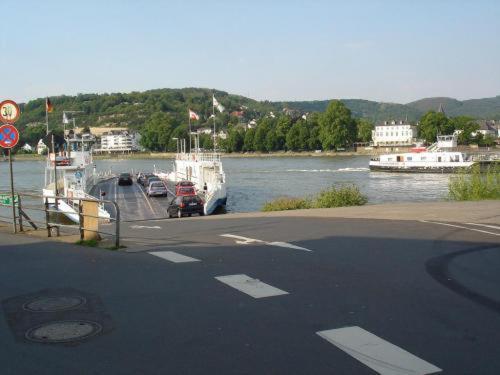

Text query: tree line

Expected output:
[140,101,374,153]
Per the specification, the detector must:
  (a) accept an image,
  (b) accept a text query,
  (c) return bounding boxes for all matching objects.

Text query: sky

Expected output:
[2,0,500,104]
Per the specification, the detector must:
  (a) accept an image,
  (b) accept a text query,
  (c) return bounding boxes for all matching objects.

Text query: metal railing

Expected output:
[0,192,121,248]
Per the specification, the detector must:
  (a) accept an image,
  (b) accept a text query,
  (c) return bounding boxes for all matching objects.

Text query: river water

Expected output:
[0,156,450,212]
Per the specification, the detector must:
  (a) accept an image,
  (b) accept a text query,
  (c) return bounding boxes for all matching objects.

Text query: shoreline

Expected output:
[9,151,373,161]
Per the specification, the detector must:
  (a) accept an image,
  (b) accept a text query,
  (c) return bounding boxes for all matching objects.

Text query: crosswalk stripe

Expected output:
[149,251,200,263]
[215,274,289,299]
[317,326,442,375]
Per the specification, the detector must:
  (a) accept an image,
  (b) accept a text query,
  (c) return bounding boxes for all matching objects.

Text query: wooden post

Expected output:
[81,200,100,241]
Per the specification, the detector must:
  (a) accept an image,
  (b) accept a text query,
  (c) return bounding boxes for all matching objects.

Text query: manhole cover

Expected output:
[23,296,86,312]
[25,320,102,343]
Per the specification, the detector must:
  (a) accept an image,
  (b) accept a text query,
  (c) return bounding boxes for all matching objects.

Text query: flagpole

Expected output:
[188,111,192,153]
[212,94,216,153]
[45,98,49,135]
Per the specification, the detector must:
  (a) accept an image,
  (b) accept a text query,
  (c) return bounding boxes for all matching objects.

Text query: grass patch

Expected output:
[261,184,367,212]
[75,239,99,247]
[449,164,500,201]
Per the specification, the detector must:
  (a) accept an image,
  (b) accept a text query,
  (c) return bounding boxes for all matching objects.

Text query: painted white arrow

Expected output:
[220,234,312,252]
[130,225,162,229]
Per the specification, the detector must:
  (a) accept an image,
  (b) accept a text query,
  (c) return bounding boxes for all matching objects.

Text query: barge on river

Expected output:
[369,135,498,173]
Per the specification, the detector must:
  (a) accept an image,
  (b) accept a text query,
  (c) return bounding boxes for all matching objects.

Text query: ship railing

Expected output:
[176,152,221,162]
[0,191,121,249]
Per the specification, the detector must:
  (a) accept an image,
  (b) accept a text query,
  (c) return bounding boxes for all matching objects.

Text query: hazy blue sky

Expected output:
[2,0,499,103]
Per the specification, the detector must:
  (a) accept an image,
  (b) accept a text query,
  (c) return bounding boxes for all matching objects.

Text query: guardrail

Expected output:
[0,191,121,248]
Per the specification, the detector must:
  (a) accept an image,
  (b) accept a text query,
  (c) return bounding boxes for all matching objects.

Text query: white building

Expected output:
[472,120,499,138]
[197,128,212,135]
[37,139,48,155]
[21,143,33,152]
[98,131,141,153]
[372,120,418,147]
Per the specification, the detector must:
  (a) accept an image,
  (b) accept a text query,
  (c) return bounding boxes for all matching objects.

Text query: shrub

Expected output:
[313,185,368,208]
[261,184,367,212]
[261,197,312,212]
[449,164,500,201]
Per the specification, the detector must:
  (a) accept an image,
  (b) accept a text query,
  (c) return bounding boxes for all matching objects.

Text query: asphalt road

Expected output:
[1,204,499,374]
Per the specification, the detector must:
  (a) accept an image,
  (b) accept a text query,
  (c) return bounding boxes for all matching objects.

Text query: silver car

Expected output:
[147,181,168,197]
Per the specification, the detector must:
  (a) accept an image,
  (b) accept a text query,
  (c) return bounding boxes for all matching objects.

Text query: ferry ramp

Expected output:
[90,178,171,222]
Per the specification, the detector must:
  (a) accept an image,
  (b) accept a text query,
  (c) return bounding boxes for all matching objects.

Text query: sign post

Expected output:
[0,100,21,233]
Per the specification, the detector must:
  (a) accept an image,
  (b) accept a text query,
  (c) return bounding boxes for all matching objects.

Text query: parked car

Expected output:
[168,195,204,218]
[175,181,196,196]
[147,181,168,197]
[144,175,161,187]
[139,173,155,186]
[136,172,146,185]
[118,173,133,186]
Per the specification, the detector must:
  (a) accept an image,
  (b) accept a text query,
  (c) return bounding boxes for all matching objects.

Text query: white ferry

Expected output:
[43,134,110,222]
[369,135,497,173]
[156,136,227,215]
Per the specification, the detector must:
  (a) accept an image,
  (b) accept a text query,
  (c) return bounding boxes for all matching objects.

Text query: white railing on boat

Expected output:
[175,153,221,162]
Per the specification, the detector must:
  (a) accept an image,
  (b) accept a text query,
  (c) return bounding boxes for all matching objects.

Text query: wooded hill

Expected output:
[18,89,500,133]
[15,88,500,147]
[278,95,500,121]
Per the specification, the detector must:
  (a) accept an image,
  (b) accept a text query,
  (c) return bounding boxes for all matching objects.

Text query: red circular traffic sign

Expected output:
[0,124,19,149]
[0,100,21,124]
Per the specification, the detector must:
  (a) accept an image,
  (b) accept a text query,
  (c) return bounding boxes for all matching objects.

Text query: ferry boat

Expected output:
[43,134,110,222]
[156,136,227,215]
[369,135,497,173]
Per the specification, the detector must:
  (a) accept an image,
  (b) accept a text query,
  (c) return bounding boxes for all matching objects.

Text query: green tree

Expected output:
[481,134,496,147]
[253,118,272,152]
[418,111,453,143]
[357,119,373,142]
[286,122,301,151]
[140,112,177,151]
[449,116,479,145]
[243,128,255,151]
[275,115,292,150]
[318,101,357,150]
[265,128,279,151]
[226,128,244,152]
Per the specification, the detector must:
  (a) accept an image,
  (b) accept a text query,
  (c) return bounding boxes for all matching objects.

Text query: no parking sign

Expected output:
[0,124,19,149]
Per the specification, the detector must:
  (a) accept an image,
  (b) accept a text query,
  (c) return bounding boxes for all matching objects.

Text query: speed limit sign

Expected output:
[0,100,21,124]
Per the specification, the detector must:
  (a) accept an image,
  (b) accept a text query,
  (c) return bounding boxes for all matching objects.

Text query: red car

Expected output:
[175,181,196,196]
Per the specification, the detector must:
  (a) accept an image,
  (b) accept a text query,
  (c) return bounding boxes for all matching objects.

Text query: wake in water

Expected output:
[285,167,369,173]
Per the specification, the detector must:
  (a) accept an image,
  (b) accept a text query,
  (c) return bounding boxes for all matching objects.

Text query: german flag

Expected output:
[46,97,54,113]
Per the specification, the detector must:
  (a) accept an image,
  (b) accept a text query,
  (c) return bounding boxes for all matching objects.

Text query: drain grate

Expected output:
[23,296,87,312]
[25,320,102,343]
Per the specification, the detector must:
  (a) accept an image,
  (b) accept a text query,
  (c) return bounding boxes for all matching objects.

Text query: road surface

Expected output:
[1,195,499,374]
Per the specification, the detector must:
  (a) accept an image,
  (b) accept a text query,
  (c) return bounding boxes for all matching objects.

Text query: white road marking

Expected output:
[149,251,200,263]
[136,183,156,213]
[215,274,289,298]
[465,222,500,231]
[420,220,500,237]
[317,326,442,375]
[220,234,312,252]
[220,234,264,245]
[131,225,161,229]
